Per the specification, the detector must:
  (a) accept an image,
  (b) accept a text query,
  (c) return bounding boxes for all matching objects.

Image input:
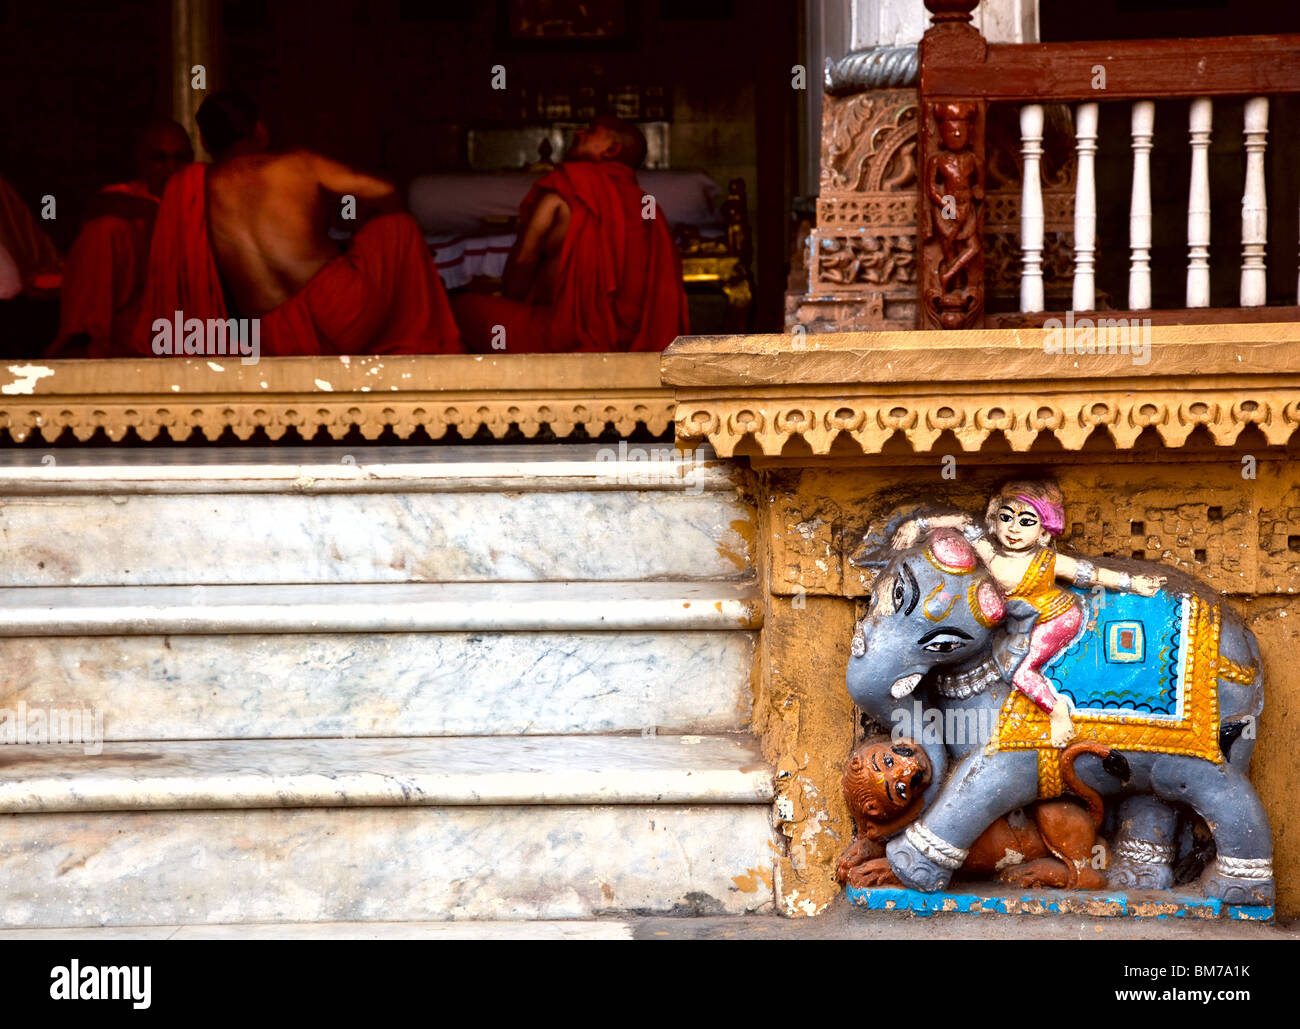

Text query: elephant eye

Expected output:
[923,634,967,654]
[884,754,894,769]
[897,782,907,799]
[892,579,905,608]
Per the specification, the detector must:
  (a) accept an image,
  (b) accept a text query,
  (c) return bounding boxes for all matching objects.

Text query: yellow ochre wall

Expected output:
[742,445,1300,918]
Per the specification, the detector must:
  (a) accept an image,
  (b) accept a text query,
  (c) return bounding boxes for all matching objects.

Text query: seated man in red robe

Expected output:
[0,175,62,297]
[135,91,461,357]
[50,120,193,357]
[452,117,688,353]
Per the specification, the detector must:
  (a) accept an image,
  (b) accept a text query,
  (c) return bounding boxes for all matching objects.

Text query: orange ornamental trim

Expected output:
[0,354,673,444]
[664,323,1300,458]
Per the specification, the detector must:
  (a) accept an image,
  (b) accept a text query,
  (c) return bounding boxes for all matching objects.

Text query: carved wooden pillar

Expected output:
[918,0,988,329]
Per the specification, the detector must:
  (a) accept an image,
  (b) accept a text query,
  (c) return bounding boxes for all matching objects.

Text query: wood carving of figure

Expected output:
[926,102,983,295]
[892,481,1166,747]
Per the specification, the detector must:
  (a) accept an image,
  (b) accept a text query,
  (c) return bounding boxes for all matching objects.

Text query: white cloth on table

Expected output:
[427,232,516,291]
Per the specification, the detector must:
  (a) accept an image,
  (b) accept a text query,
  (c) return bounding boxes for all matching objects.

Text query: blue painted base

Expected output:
[845,885,1274,922]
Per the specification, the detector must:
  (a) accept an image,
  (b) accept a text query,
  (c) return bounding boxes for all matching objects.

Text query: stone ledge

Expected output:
[0,735,774,813]
[0,353,673,443]
[0,443,735,494]
[0,581,763,635]
[662,322,1300,457]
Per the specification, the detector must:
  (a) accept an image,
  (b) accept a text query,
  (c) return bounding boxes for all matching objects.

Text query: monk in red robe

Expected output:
[49,120,193,357]
[452,117,688,353]
[0,175,61,298]
[134,91,461,357]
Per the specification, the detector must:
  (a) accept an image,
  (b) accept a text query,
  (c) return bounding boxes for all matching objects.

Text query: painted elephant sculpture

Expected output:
[845,527,1273,905]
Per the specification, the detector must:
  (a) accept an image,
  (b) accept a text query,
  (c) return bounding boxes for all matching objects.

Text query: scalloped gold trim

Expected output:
[0,355,674,444]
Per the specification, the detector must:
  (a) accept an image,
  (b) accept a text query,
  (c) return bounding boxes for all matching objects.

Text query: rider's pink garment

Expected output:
[1012,602,1083,712]
[1005,548,1083,712]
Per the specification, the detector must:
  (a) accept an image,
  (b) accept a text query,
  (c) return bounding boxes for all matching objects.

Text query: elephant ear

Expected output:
[849,513,908,569]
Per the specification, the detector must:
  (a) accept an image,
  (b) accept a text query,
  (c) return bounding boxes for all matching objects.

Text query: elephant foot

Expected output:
[1108,858,1174,891]
[1201,857,1275,907]
[886,824,961,893]
[1108,837,1175,891]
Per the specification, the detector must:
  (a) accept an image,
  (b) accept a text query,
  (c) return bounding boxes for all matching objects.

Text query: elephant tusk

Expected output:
[890,673,924,698]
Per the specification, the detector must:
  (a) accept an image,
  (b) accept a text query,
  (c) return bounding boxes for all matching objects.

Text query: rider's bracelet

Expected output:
[1073,560,1097,588]
[914,516,932,535]
[1117,570,1133,590]
[961,523,986,543]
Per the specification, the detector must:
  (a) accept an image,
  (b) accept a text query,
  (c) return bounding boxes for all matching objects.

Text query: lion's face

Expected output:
[843,737,932,821]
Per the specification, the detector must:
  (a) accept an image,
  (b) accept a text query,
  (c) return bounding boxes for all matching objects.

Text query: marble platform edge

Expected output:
[0,734,776,814]
[845,886,1275,922]
[0,447,738,495]
[0,920,637,940]
[0,580,763,635]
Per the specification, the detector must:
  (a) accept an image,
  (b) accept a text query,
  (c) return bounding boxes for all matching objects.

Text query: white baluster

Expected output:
[1186,98,1212,308]
[1073,102,1099,311]
[1020,104,1045,313]
[1129,101,1155,310]
[1241,96,1269,307]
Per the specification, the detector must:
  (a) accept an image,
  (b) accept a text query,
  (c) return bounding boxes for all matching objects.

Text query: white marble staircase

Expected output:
[0,445,775,927]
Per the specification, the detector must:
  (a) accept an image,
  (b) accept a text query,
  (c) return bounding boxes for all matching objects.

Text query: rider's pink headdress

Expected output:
[986,480,1067,538]
[1014,493,1065,536]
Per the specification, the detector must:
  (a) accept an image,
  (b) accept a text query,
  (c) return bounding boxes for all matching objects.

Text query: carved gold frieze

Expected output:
[663,323,1300,458]
[0,354,674,443]
[674,389,1300,457]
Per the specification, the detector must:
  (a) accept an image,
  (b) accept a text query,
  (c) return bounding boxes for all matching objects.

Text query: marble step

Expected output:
[0,735,778,925]
[1,630,756,740]
[0,581,758,740]
[0,580,761,635]
[0,444,753,587]
[0,735,774,812]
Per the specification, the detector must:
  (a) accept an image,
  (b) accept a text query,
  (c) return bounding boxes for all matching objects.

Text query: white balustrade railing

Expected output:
[1241,96,1269,307]
[1072,102,1099,312]
[1015,94,1287,314]
[1186,98,1212,308]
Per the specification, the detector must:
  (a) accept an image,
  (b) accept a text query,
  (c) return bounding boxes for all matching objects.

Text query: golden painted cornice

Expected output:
[662,323,1300,457]
[0,354,673,443]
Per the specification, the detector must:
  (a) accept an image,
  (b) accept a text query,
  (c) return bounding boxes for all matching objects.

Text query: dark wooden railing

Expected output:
[917,0,1300,329]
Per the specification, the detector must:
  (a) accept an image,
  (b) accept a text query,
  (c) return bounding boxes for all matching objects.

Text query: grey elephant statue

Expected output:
[844,479,1273,907]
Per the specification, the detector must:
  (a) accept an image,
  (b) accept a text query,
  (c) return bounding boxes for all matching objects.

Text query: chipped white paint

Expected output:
[995,849,1025,871]
[781,889,825,918]
[2,364,55,395]
[314,380,334,392]
[207,362,225,372]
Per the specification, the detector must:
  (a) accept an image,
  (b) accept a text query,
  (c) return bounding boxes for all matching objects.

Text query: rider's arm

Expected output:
[1054,553,1165,596]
